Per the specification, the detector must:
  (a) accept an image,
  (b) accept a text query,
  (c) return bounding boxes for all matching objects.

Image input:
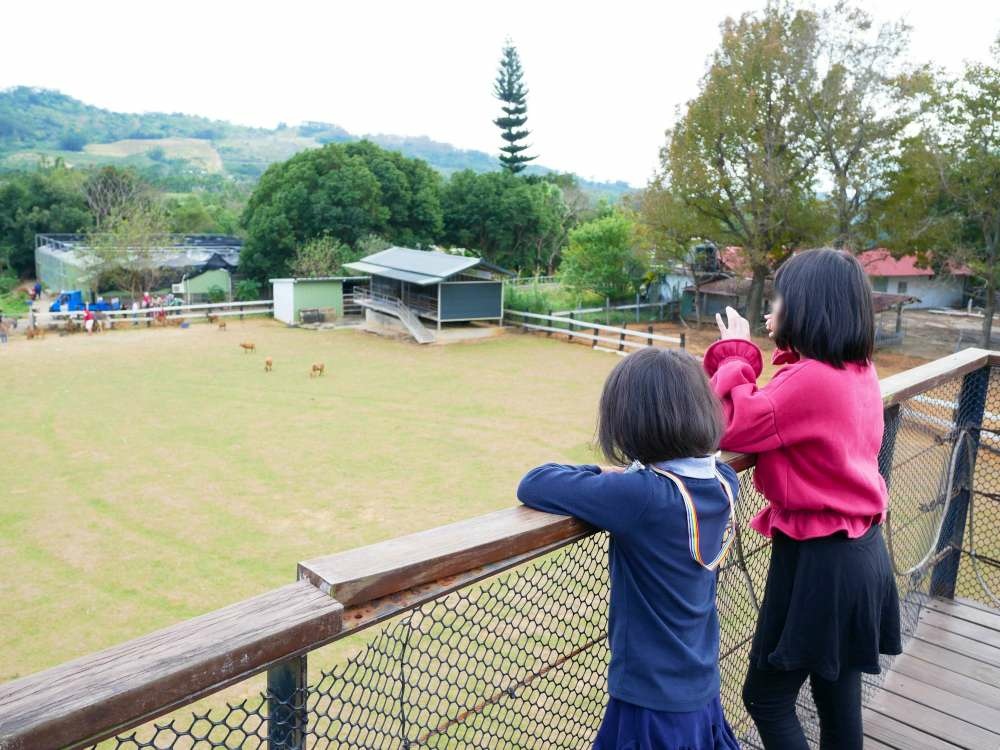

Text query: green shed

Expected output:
[270,276,369,324]
[173,269,232,303]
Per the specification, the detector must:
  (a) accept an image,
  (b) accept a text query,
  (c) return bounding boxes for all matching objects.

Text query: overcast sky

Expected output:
[2,0,997,185]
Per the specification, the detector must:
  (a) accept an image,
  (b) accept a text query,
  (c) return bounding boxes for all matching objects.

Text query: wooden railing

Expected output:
[0,348,997,750]
[504,308,685,351]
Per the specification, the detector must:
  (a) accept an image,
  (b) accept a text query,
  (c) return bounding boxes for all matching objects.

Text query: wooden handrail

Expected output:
[0,348,996,750]
[0,583,342,750]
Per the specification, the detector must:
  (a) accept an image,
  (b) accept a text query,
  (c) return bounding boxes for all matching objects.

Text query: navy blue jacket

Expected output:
[517,458,738,712]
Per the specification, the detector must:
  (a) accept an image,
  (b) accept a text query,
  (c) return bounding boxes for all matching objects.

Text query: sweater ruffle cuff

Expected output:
[703,339,764,377]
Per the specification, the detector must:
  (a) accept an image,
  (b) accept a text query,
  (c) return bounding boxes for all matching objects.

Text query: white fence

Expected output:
[504,309,684,354]
[31,300,273,328]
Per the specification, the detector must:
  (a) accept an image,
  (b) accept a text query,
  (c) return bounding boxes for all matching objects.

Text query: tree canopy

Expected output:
[559,212,647,300]
[494,41,536,173]
[239,141,443,282]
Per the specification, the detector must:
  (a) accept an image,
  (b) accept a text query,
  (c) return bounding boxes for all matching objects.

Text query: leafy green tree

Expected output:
[289,236,361,277]
[559,213,647,299]
[0,161,92,276]
[240,141,443,282]
[441,170,566,270]
[81,201,169,297]
[877,39,1000,346]
[659,3,825,328]
[494,41,536,173]
[806,3,932,249]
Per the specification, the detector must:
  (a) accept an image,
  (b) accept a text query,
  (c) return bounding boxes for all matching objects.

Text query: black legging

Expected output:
[742,663,863,749]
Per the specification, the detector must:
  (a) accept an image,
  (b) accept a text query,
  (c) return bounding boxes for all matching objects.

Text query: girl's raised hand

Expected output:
[716,306,752,341]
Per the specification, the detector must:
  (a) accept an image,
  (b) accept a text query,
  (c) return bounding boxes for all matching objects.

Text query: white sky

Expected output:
[2,0,997,185]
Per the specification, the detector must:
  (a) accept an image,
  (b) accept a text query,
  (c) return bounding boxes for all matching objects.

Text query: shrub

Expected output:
[0,274,17,295]
[206,285,227,303]
[234,279,261,301]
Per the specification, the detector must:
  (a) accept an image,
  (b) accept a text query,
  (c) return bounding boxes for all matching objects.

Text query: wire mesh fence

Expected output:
[98,364,1000,750]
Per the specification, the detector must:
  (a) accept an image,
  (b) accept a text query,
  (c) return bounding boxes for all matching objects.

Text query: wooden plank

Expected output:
[298,506,594,606]
[863,738,897,750]
[924,598,1000,633]
[905,638,1000,687]
[865,691,999,749]
[888,653,1000,711]
[915,623,1000,668]
[956,596,1000,616]
[0,582,343,750]
[879,348,992,407]
[920,608,1000,646]
[862,709,965,750]
[876,671,1000,732]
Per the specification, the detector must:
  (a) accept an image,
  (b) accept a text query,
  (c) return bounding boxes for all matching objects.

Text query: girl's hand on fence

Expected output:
[716,307,752,341]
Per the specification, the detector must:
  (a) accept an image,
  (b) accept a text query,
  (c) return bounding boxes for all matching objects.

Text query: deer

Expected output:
[218,321,227,331]
[310,362,325,378]
[264,356,273,372]
[240,341,256,353]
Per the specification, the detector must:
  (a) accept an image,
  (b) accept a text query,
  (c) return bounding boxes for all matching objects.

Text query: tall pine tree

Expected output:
[494,40,536,173]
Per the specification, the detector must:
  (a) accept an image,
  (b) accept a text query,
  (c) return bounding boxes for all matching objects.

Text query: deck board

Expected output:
[862,596,1000,750]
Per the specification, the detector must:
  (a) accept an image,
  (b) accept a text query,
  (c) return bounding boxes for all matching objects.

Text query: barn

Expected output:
[344,247,510,342]
[270,276,369,325]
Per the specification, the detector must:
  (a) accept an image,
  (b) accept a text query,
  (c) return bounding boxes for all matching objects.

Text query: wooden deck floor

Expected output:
[863,597,1000,750]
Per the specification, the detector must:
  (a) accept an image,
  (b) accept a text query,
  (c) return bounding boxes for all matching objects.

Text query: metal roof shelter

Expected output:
[344,247,510,343]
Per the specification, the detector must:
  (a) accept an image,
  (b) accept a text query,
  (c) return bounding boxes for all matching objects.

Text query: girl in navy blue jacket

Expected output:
[518,347,741,750]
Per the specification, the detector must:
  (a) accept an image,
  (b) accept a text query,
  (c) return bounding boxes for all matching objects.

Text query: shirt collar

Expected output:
[651,454,717,479]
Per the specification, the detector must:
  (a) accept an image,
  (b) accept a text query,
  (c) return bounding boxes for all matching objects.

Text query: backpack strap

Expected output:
[649,465,737,571]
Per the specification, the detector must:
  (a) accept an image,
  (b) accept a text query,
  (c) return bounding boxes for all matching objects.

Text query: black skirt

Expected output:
[750,524,902,681]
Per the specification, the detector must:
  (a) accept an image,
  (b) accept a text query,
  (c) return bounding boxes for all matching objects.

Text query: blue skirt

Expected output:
[593,695,740,750]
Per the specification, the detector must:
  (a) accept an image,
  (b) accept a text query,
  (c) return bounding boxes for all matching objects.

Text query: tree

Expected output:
[0,161,92,276]
[877,39,1000,346]
[440,170,566,270]
[81,201,169,298]
[559,213,647,300]
[240,141,443,282]
[658,3,825,328]
[805,3,932,249]
[494,41,536,173]
[289,236,361,278]
[84,166,151,229]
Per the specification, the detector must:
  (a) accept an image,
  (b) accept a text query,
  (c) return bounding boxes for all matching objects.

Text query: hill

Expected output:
[0,87,633,200]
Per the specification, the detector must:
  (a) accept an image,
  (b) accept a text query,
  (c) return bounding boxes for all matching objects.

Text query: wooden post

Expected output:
[546,310,553,337]
[267,655,308,750]
[567,312,575,342]
[895,303,904,335]
[618,330,626,352]
[592,326,598,348]
[680,332,686,349]
[240,304,245,321]
[635,292,640,323]
[605,297,610,326]
[930,365,990,598]
[647,325,653,346]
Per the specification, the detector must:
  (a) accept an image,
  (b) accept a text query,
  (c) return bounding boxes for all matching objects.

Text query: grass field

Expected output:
[0,321,621,682]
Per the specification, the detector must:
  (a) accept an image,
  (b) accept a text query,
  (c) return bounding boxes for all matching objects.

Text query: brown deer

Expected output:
[264,356,273,372]
[310,362,325,378]
[240,341,256,353]
[218,321,227,331]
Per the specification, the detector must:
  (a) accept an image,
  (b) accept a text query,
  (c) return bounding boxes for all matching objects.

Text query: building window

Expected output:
[897,281,908,294]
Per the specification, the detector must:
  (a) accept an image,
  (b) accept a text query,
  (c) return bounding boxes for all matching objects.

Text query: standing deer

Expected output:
[240,341,256,353]
[218,321,227,331]
[264,356,273,372]
[310,363,325,378]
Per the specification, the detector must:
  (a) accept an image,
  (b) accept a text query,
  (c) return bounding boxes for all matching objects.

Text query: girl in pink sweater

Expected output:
[706,249,901,750]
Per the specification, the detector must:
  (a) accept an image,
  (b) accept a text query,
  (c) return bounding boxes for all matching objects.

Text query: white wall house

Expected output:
[858,249,970,309]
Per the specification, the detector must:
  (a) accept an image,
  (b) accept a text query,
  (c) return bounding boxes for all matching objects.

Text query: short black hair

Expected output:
[773,248,875,368]
[597,347,723,466]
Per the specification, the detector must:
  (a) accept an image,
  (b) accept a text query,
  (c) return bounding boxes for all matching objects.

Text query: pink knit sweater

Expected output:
[704,339,887,540]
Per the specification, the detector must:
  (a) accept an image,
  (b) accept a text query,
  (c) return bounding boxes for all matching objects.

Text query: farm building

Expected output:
[344,247,510,342]
[172,268,232,303]
[857,249,972,309]
[269,276,369,325]
[34,234,242,294]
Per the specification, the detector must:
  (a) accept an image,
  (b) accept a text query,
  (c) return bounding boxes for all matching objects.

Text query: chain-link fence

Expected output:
[98,364,1000,750]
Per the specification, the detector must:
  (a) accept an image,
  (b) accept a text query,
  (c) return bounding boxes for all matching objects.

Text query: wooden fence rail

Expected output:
[504,308,684,351]
[0,348,996,750]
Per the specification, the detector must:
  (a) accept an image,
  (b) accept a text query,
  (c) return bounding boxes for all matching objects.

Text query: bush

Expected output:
[234,279,261,301]
[0,274,17,295]
[206,285,227,303]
